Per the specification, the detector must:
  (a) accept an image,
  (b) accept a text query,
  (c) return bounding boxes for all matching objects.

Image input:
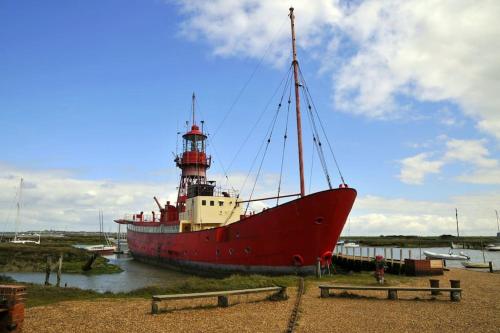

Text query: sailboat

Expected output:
[114,8,357,275]
[85,210,116,255]
[10,178,41,245]
[485,210,500,251]
[424,208,470,260]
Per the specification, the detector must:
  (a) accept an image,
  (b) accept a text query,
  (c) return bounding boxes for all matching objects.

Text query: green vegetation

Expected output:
[0,238,121,274]
[307,271,412,287]
[0,271,414,308]
[341,235,498,249]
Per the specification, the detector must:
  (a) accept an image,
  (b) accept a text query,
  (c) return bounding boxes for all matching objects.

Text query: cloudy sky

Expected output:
[1,0,499,236]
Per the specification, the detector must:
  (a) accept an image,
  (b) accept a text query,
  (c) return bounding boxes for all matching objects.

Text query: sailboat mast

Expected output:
[14,178,23,241]
[289,7,305,197]
[455,208,461,248]
[496,209,499,232]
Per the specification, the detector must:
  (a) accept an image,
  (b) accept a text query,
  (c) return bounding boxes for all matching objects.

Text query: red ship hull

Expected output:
[126,188,356,275]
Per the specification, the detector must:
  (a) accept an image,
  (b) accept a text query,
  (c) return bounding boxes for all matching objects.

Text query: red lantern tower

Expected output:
[175,93,212,211]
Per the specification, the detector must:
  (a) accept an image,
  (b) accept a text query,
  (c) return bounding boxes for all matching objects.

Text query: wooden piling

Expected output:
[44,256,52,285]
[489,261,493,273]
[56,254,63,287]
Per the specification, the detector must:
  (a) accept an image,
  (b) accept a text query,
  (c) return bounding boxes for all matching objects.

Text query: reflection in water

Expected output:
[5,254,192,293]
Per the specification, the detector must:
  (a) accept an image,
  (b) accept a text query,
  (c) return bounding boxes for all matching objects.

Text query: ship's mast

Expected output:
[14,178,23,241]
[289,7,305,197]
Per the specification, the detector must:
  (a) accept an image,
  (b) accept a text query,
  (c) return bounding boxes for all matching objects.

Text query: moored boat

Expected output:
[423,250,470,260]
[115,8,357,275]
[461,261,490,269]
[485,244,500,251]
[85,244,116,255]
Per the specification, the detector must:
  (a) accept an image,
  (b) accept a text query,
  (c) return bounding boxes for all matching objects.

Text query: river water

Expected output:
[3,247,499,293]
[3,254,192,293]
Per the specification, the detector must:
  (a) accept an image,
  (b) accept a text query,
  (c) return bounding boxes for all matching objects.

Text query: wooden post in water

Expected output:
[372,247,376,259]
[409,249,412,260]
[390,249,394,264]
[44,256,52,285]
[384,248,387,259]
[489,261,493,273]
[56,254,63,287]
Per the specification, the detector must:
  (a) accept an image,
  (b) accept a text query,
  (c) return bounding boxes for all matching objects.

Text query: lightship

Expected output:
[115,8,357,274]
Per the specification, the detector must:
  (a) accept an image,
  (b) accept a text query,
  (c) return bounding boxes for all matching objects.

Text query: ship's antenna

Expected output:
[192,92,196,125]
[289,7,305,197]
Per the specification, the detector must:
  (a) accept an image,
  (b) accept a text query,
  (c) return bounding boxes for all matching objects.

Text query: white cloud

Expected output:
[398,153,444,184]
[1,163,497,235]
[0,163,177,232]
[399,137,500,185]
[175,0,500,140]
[0,164,292,231]
[444,139,498,168]
[350,194,500,236]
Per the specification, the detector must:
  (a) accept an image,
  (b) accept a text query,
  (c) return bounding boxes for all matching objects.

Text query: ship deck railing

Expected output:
[151,286,287,314]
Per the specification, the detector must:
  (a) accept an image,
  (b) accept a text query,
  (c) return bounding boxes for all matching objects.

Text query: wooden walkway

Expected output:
[333,247,412,274]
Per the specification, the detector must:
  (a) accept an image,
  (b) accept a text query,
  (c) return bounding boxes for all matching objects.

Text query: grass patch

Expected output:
[0,274,300,308]
[303,271,414,292]
[0,243,121,274]
[1,270,415,308]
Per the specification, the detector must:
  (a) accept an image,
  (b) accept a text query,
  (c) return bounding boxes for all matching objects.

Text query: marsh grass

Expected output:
[0,242,121,274]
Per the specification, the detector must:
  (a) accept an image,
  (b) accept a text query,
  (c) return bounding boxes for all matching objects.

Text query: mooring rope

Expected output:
[286,277,304,333]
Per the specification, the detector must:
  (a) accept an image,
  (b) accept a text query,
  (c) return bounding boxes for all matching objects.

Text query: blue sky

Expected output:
[1,0,499,235]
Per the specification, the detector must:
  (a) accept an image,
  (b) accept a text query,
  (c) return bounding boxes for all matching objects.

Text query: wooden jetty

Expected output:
[333,246,443,275]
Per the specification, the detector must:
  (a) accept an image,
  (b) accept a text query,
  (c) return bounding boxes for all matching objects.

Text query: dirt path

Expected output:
[24,269,499,333]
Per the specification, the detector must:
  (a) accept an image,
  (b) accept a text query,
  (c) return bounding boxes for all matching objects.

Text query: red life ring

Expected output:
[292,254,304,266]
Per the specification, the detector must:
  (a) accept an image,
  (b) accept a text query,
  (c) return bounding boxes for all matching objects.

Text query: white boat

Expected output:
[343,241,359,248]
[9,178,41,245]
[423,250,470,260]
[84,210,116,254]
[461,261,490,269]
[85,244,116,255]
[11,233,41,245]
[485,244,500,251]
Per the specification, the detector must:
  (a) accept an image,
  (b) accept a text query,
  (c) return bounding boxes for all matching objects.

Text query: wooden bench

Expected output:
[319,285,462,302]
[151,286,287,314]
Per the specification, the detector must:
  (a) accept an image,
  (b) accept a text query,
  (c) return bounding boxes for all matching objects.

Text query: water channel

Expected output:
[3,247,499,293]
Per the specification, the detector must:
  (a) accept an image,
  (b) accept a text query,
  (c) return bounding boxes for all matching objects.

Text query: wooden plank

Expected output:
[153,286,282,301]
[318,285,461,292]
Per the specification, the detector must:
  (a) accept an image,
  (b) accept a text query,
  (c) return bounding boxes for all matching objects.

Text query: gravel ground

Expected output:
[299,269,500,333]
[24,269,499,333]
